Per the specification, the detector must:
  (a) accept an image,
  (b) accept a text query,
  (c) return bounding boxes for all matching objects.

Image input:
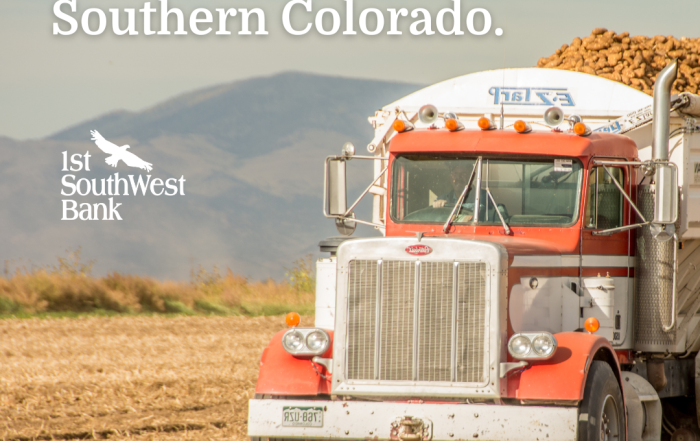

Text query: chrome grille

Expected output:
[456,263,487,383]
[418,262,454,382]
[380,261,415,381]
[346,259,487,384]
[346,260,378,380]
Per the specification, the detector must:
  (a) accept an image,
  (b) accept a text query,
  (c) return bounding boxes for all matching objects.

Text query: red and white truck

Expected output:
[249,60,700,441]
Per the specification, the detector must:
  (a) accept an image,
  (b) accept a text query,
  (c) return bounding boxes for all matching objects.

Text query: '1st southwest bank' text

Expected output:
[61,151,186,221]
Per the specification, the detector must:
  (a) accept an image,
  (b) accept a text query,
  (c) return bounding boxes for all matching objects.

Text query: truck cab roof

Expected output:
[388,129,638,161]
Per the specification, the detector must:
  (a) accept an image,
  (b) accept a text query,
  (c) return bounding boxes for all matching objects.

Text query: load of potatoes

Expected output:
[537,28,700,95]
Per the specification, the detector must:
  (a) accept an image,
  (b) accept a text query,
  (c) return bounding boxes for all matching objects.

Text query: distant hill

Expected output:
[0,72,421,280]
[51,72,418,159]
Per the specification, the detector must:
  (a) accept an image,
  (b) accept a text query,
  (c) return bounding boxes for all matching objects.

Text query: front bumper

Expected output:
[248,399,578,441]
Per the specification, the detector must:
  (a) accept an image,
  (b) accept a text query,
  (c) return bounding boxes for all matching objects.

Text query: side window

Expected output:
[585,167,624,229]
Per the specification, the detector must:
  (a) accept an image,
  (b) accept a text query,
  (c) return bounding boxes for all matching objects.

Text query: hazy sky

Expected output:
[2,0,699,139]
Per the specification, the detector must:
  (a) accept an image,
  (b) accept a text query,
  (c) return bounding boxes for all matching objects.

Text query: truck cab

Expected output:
[249,65,700,441]
[385,128,637,342]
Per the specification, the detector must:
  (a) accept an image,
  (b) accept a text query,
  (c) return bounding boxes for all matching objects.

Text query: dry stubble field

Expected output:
[0,315,307,440]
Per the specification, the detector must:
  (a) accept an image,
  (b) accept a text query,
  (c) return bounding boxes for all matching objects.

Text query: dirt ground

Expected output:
[0,315,308,440]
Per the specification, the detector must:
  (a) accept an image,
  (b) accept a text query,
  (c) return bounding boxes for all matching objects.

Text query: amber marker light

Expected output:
[286,312,301,327]
[445,118,464,132]
[392,120,413,133]
[513,120,532,134]
[584,317,600,333]
[478,117,494,130]
[573,122,591,136]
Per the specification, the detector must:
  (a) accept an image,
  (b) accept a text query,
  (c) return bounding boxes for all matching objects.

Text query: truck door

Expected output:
[581,163,632,347]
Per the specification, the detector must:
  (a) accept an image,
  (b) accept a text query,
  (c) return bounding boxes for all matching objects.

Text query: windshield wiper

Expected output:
[443,158,479,233]
[485,187,511,235]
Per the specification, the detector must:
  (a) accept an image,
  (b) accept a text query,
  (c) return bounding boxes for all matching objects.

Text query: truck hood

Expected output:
[337,234,576,268]
[430,234,574,266]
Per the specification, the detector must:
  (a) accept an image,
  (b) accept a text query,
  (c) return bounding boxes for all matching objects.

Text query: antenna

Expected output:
[500,103,504,130]
[499,44,506,130]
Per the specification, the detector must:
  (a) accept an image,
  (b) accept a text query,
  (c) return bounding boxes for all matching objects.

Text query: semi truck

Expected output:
[248,60,700,441]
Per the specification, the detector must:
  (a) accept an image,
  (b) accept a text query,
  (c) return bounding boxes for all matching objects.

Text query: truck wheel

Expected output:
[578,361,626,441]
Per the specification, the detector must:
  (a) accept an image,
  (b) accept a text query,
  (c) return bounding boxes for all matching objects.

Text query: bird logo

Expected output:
[90,130,153,172]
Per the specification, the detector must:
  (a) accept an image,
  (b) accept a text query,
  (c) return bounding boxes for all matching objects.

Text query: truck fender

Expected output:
[255,330,333,396]
[507,332,621,401]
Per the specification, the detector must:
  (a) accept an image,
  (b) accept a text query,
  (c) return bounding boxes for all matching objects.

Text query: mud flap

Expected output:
[622,371,661,441]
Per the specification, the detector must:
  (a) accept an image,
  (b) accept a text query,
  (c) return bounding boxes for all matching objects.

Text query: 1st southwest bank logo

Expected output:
[91,130,153,172]
[61,130,186,221]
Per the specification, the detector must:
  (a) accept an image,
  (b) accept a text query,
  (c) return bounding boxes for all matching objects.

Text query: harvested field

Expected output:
[0,315,309,440]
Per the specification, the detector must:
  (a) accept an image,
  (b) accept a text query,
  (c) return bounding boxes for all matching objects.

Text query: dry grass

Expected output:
[0,251,315,317]
[0,314,313,440]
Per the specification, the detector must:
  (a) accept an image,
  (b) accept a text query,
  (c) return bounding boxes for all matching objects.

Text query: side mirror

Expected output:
[326,158,347,216]
[654,164,678,225]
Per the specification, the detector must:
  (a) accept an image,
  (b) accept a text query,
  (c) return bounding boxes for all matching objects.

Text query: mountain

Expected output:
[52,72,415,159]
[0,72,421,280]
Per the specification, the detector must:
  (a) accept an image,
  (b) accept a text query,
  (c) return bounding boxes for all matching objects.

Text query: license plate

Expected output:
[282,406,324,427]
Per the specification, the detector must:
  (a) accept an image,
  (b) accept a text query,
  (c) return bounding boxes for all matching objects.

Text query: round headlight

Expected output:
[306,330,329,353]
[532,334,556,357]
[283,330,305,352]
[509,335,532,358]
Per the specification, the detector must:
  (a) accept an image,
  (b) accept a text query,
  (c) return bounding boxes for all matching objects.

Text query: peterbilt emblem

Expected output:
[405,245,432,256]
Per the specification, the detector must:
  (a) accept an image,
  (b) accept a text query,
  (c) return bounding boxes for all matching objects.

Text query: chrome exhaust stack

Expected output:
[634,60,680,349]
[650,59,679,229]
[651,59,678,162]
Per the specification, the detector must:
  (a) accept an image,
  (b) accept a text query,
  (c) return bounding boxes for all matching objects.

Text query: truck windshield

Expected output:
[391,155,583,226]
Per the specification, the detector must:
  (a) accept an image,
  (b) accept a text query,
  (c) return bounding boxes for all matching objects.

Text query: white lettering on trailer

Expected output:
[594,104,654,134]
[488,86,576,106]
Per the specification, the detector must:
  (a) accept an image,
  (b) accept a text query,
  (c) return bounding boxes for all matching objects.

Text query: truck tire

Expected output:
[578,361,626,441]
